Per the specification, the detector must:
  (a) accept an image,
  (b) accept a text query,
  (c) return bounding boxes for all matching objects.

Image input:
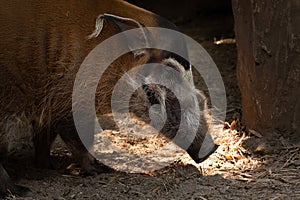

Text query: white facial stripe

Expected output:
[162,58,185,73]
[162,58,194,86]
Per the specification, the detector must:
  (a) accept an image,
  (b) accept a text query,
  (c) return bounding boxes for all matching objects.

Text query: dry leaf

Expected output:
[224,155,234,160]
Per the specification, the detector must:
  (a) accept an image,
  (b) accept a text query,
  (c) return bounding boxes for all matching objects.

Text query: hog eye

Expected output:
[164,62,180,72]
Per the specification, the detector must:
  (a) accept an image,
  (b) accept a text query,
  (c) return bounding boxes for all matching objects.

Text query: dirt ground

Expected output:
[5,11,300,200]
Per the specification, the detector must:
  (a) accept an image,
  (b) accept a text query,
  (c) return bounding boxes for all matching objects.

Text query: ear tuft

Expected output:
[88,14,106,39]
[88,13,150,57]
[132,49,148,58]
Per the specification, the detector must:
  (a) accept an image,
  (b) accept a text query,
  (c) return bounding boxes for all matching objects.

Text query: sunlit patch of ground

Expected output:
[94,113,186,173]
[94,113,300,199]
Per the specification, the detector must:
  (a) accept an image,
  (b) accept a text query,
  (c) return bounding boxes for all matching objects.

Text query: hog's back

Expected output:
[0,0,174,152]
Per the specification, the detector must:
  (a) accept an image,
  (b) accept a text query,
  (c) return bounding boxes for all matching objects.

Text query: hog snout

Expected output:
[185,90,219,163]
[163,88,218,163]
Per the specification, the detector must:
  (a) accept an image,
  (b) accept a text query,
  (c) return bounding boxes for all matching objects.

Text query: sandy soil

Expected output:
[4,11,300,200]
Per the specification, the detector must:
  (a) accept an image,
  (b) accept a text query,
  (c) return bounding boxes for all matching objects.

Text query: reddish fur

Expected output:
[0,0,177,197]
[0,1,217,197]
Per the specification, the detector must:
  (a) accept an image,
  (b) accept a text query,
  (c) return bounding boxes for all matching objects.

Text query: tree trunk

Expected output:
[232,0,300,138]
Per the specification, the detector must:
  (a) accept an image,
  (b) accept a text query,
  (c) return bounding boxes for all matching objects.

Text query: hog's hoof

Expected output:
[81,158,115,176]
[67,156,115,176]
[1,184,36,199]
[14,185,36,198]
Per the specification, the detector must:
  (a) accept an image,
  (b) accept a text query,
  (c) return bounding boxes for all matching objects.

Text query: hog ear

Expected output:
[88,13,149,57]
